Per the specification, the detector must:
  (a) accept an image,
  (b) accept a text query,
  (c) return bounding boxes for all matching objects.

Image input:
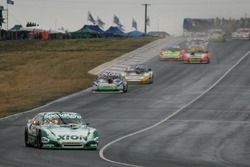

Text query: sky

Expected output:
[1,0,250,35]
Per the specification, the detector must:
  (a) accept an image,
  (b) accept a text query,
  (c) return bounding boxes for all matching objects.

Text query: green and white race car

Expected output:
[24,112,99,149]
[92,72,128,93]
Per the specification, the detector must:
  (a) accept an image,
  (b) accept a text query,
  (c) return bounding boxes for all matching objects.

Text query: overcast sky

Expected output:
[1,0,250,35]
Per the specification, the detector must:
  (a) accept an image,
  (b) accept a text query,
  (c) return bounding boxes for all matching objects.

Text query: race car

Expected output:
[232,28,250,40]
[182,47,210,64]
[187,32,209,42]
[208,29,226,42]
[159,46,183,61]
[92,72,128,93]
[124,64,154,84]
[186,39,209,48]
[24,112,99,149]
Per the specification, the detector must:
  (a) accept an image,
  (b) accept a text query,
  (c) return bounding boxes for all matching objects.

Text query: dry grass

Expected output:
[0,38,156,117]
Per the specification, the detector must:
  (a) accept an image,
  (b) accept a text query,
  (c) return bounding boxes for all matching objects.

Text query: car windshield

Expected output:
[187,48,207,54]
[43,113,84,125]
[165,48,180,51]
[98,73,122,80]
[126,65,147,73]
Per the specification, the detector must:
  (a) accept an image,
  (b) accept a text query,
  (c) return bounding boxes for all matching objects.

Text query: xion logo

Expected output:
[57,135,87,141]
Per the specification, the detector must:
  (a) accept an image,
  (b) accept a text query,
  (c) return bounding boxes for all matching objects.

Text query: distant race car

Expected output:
[186,39,209,48]
[187,32,209,42]
[208,29,226,42]
[232,28,250,40]
[124,64,154,84]
[160,46,183,61]
[24,112,99,149]
[92,72,128,93]
[182,47,210,64]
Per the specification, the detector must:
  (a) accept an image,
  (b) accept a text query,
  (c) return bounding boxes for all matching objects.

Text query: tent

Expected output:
[103,26,125,37]
[9,25,23,31]
[126,30,146,37]
[82,25,104,34]
[71,27,101,38]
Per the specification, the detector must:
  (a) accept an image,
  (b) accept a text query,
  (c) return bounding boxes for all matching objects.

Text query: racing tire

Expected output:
[36,131,43,148]
[24,128,31,147]
[123,85,128,93]
[150,76,154,84]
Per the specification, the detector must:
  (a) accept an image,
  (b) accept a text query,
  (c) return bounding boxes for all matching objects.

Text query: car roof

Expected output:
[97,72,122,79]
[39,112,79,117]
[164,46,181,50]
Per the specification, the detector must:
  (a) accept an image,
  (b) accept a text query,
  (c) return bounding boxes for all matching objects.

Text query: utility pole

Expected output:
[142,3,150,33]
[6,6,8,30]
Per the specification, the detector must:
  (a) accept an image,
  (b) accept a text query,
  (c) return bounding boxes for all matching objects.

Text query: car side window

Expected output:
[37,115,43,125]
[32,114,43,126]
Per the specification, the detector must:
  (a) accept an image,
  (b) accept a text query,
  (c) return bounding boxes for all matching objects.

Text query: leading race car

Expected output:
[25,112,99,149]
[208,29,226,42]
[187,32,209,42]
[124,64,154,84]
[92,72,128,93]
[186,39,209,48]
[159,46,183,61]
[182,47,211,64]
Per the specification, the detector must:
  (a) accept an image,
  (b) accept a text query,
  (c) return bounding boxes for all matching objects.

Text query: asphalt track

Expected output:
[0,39,250,167]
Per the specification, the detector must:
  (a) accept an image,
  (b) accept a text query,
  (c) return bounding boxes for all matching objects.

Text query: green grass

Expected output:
[0,38,157,117]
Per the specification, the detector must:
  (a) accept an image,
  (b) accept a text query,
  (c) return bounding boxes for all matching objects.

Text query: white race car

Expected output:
[187,32,209,42]
[208,29,226,42]
[232,28,250,40]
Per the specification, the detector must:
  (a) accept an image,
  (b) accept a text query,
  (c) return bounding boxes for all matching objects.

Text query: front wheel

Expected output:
[150,75,154,84]
[123,85,128,93]
[24,128,30,147]
[36,131,43,148]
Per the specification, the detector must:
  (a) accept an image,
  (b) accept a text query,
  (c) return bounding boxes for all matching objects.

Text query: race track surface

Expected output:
[0,39,250,167]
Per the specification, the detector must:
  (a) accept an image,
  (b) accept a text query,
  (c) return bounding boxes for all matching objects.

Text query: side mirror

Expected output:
[148,68,152,71]
[86,123,90,126]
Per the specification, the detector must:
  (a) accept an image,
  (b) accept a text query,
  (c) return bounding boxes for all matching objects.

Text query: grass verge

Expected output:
[0,38,157,117]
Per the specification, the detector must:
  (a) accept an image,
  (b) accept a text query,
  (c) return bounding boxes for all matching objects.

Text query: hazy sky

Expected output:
[1,0,250,35]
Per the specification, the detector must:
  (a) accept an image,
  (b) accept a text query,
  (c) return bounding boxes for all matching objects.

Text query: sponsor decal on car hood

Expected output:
[45,125,90,142]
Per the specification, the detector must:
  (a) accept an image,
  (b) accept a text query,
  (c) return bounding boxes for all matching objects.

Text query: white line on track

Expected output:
[99,51,250,167]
